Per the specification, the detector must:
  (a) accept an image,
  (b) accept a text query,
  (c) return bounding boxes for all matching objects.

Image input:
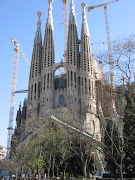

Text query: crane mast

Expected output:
[7,38,19,150]
[7,38,30,151]
[88,0,119,103]
[104,0,115,102]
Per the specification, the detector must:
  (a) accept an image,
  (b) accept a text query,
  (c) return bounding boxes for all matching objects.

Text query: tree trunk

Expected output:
[10,170,13,180]
[31,168,34,179]
[82,163,87,178]
[82,158,88,178]
[56,166,59,177]
[52,163,54,178]
[47,168,50,178]
[15,170,18,180]
[119,165,124,180]
[38,162,40,180]
[63,168,66,180]
[21,166,24,180]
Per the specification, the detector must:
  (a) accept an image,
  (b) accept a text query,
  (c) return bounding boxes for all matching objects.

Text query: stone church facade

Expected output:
[12,0,118,175]
[26,0,102,139]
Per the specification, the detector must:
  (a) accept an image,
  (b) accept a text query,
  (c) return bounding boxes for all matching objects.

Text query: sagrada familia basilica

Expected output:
[12,0,122,175]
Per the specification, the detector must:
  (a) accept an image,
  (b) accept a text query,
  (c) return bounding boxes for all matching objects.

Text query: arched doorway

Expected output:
[54,63,67,108]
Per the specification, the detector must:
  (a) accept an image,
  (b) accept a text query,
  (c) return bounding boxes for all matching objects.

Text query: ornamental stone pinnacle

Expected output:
[69,0,77,25]
[48,0,53,15]
[48,0,53,3]
[37,11,43,27]
[70,0,74,9]
[81,2,90,37]
[46,0,54,30]
[81,2,87,20]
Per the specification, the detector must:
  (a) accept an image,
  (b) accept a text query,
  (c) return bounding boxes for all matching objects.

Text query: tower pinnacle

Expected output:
[70,0,74,10]
[81,2,89,37]
[48,0,53,16]
[81,2,87,20]
[45,0,54,30]
[69,0,77,25]
[37,11,43,27]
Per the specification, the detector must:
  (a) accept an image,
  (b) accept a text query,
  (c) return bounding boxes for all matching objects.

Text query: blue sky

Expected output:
[0,0,134,148]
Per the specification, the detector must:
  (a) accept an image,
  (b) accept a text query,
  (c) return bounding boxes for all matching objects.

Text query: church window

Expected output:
[71,71,73,87]
[41,77,43,92]
[47,73,49,89]
[74,72,76,82]
[82,77,83,94]
[38,103,40,113]
[59,95,64,106]
[85,78,87,94]
[89,79,91,95]
[38,82,40,98]
[50,73,52,88]
[71,71,72,81]
[31,84,33,100]
[34,83,36,99]
[68,71,69,87]
[78,76,80,85]
[78,76,80,93]
[74,72,76,88]
[44,75,46,90]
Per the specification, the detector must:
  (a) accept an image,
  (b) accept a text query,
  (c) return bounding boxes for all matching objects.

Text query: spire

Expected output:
[46,0,54,30]
[81,2,90,37]
[70,0,74,11]
[69,0,77,25]
[34,11,42,44]
[81,2,87,20]
[48,0,53,16]
[29,11,42,81]
[37,11,42,29]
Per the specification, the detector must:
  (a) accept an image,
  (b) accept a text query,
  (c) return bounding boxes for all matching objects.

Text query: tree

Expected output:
[66,128,94,178]
[123,92,135,176]
[0,159,19,180]
[103,119,123,175]
[95,34,135,179]
[24,134,45,178]
[40,120,69,178]
[15,143,27,179]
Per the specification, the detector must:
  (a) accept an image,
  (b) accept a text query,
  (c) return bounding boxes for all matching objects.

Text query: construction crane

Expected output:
[88,0,119,11]
[61,0,68,68]
[91,40,116,46]
[7,38,30,151]
[88,0,119,103]
[15,90,28,93]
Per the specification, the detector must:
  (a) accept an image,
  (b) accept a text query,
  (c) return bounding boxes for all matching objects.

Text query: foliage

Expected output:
[104,119,123,174]
[24,135,45,175]
[123,92,135,174]
[96,34,135,178]
[96,34,135,84]
[68,131,94,177]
